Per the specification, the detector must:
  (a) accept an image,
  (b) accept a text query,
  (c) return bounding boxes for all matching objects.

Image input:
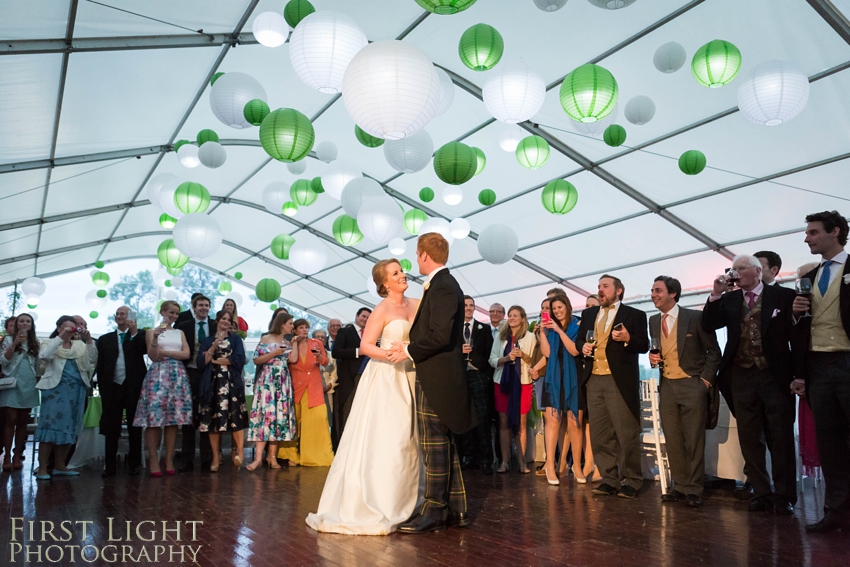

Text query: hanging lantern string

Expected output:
[85,0,214,38]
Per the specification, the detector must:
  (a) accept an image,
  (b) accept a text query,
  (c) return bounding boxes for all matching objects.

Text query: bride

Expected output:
[306,258,422,535]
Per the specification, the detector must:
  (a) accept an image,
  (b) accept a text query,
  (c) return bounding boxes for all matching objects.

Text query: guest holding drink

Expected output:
[1,314,39,472]
[218,298,249,335]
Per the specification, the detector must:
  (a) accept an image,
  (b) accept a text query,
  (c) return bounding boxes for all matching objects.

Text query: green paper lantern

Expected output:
[92,271,110,287]
[284,0,315,28]
[458,24,503,72]
[679,150,707,175]
[243,99,270,127]
[89,311,99,319]
[603,124,627,147]
[256,278,282,303]
[218,281,232,294]
[311,177,325,194]
[260,108,315,163]
[400,259,412,272]
[234,271,243,280]
[404,209,428,235]
[433,141,478,185]
[541,180,578,215]
[290,179,318,206]
[271,234,296,260]
[478,189,496,206]
[166,266,183,276]
[159,213,177,229]
[26,302,37,309]
[96,289,107,299]
[174,182,211,214]
[691,40,742,88]
[472,147,486,175]
[197,129,219,145]
[332,215,364,246]
[419,187,435,202]
[210,72,224,87]
[164,279,172,288]
[173,139,190,152]
[158,239,190,269]
[282,201,298,217]
[516,135,550,170]
[559,63,619,123]
[415,0,477,15]
[354,125,384,148]
[270,304,279,311]
[94,260,105,269]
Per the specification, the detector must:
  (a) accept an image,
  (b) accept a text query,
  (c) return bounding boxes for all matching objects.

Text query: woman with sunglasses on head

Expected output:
[0,314,40,471]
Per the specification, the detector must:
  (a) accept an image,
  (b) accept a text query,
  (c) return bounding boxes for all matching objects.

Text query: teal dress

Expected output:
[35,360,87,445]
[0,352,40,409]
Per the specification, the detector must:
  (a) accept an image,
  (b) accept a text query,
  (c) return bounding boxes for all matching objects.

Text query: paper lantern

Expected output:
[234,272,243,280]
[383,129,434,173]
[210,72,224,87]
[515,135,550,170]
[94,260,105,269]
[173,214,222,259]
[287,161,307,175]
[332,214,364,246]
[209,72,267,129]
[692,40,742,88]
[478,188,496,206]
[252,11,289,48]
[571,103,618,137]
[173,140,190,152]
[534,0,567,11]
[419,187,435,202]
[159,213,177,229]
[434,67,455,116]
[355,125,384,147]
[260,108,315,162]
[434,141,477,185]
[603,124,627,147]
[654,42,686,74]
[153,268,168,285]
[415,0,477,14]
[357,196,404,244]
[244,98,271,126]
[284,0,315,28]
[262,181,291,214]
[450,218,470,239]
[158,177,185,219]
[404,209,428,235]
[198,141,227,168]
[282,202,298,217]
[315,141,337,163]
[498,128,523,152]
[164,279,172,288]
[174,182,211,214]
[218,281,232,294]
[165,266,182,277]
[366,275,380,299]
[21,277,46,296]
[419,218,454,245]
[588,0,637,8]
[311,177,324,194]
[290,179,318,206]
[388,238,406,255]
[400,259,412,272]
[89,311,99,319]
[226,291,243,306]
[96,289,107,298]
[171,276,182,288]
[270,304,278,311]
[624,95,656,125]
[342,40,441,140]
[323,160,361,199]
[25,294,38,309]
[256,278,282,302]
[483,59,545,124]
[92,271,110,287]
[737,60,810,126]
[271,233,296,259]
[458,24,503,71]
[197,129,219,145]
[289,10,368,95]
[679,150,706,175]
[177,144,200,168]
[477,224,518,264]
[542,180,578,214]
[85,289,107,309]
[559,63,618,123]
[469,148,486,176]
[289,235,329,275]
[442,186,463,205]
[146,173,179,209]
[342,177,385,218]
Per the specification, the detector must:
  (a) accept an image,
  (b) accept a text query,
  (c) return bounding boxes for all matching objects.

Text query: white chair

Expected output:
[26,405,40,473]
[640,378,670,495]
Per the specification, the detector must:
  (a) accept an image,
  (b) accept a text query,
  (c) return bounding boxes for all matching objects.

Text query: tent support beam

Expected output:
[806,0,850,45]
[0,33,259,55]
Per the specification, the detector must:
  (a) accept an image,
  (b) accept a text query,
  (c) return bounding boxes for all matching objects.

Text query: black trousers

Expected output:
[101,382,143,470]
[807,351,850,513]
[728,364,797,503]
[182,367,212,465]
[332,374,361,452]
[659,376,707,495]
[457,368,493,467]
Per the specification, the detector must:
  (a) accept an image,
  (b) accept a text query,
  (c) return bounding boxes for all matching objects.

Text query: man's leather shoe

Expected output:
[806,511,844,534]
[447,512,471,528]
[686,494,703,508]
[397,515,447,534]
[482,463,494,475]
[617,485,638,499]
[661,490,685,503]
[734,482,753,500]
[748,496,772,512]
[128,466,141,477]
[178,462,194,473]
[591,483,618,496]
[774,499,794,515]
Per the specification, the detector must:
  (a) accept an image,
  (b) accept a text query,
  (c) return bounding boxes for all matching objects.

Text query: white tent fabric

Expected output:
[2,0,850,320]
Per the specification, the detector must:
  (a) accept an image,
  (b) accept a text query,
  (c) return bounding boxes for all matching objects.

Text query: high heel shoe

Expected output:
[165,469,176,475]
[150,471,162,478]
[246,461,261,472]
[265,459,281,470]
[209,463,219,473]
[545,467,560,486]
[233,455,243,468]
[572,465,587,484]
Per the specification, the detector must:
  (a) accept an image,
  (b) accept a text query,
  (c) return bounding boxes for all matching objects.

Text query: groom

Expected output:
[390,232,477,534]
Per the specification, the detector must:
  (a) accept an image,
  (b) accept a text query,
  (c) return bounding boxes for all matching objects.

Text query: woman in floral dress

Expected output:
[246,312,296,471]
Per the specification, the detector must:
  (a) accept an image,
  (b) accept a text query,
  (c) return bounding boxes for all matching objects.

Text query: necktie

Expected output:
[464,322,471,342]
[198,321,207,341]
[746,291,756,310]
[423,282,431,291]
[601,305,614,329]
[818,260,833,296]
[661,314,669,339]
[358,328,363,339]
[119,332,126,345]
[329,339,334,351]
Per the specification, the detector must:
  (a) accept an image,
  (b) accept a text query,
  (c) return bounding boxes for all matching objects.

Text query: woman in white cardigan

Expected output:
[35,316,98,479]
[489,305,537,474]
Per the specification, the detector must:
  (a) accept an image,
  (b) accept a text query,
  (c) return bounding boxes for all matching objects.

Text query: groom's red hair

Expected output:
[417,233,449,265]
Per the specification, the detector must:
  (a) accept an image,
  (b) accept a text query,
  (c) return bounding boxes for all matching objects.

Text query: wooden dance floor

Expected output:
[1,458,848,567]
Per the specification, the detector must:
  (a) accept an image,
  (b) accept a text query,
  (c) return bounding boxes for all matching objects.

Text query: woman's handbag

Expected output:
[0,376,16,390]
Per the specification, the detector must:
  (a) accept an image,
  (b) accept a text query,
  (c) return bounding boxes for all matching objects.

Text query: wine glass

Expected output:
[796,278,813,317]
[465,333,473,362]
[649,337,661,369]
[585,330,597,353]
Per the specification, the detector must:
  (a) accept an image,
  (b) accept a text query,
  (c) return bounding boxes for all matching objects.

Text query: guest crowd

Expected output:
[1,210,849,534]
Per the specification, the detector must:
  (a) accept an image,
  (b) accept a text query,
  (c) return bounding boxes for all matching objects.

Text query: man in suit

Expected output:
[327,319,341,351]
[755,251,782,285]
[175,293,204,326]
[649,277,721,507]
[392,232,476,533]
[458,295,495,474]
[702,254,799,515]
[176,295,215,471]
[793,211,850,533]
[331,308,370,451]
[95,306,148,478]
[576,274,649,499]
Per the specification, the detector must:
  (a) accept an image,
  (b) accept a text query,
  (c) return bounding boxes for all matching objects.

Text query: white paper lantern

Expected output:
[252,11,289,48]
[388,237,406,255]
[653,42,686,74]
[341,177,385,218]
[357,196,403,244]
[477,224,519,265]
[366,275,380,299]
[177,144,201,168]
[146,173,179,210]
[165,289,178,300]
[419,218,454,245]
[209,72,267,130]
[315,141,339,162]
[571,104,618,137]
[383,129,434,173]
[588,0,637,9]
[483,58,545,124]
[625,95,656,125]
[24,294,39,307]
[499,128,524,152]
[342,40,441,140]
[21,277,46,296]
[323,160,362,199]
[85,289,107,309]
[534,0,568,11]
[442,186,463,206]
[737,60,810,126]
[262,181,291,214]
[434,67,455,116]
[289,235,328,275]
[289,10,368,95]
[197,141,227,168]
[28,312,37,322]
[89,269,98,277]
[287,161,307,175]
[450,218,470,239]
[170,276,183,288]
[158,176,185,219]
[172,214,222,259]
[225,291,243,307]
[154,268,169,286]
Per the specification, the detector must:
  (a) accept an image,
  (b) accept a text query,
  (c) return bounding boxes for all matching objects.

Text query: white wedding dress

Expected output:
[306,319,422,535]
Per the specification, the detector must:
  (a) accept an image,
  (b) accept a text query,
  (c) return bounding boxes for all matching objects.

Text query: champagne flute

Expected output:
[465,333,473,363]
[796,277,813,317]
[585,330,597,354]
[649,337,661,369]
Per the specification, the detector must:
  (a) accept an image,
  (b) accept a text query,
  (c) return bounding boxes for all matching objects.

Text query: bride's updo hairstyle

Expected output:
[372,259,401,298]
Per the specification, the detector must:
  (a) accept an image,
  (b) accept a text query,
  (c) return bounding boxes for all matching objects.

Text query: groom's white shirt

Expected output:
[403,265,447,360]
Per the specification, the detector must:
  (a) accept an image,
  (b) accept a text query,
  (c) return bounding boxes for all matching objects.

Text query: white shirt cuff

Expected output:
[404,345,413,361]
[709,294,722,302]
[355,348,359,358]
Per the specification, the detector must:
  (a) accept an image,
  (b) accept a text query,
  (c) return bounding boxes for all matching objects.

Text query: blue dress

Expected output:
[0,351,40,409]
[34,360,87,445]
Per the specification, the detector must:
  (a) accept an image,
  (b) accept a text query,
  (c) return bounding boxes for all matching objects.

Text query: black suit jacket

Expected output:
[175,309,194,327]
[95,330,148,430]
[332,324,362,407]
[408,268,476,434]
[702,284,799,384]
[575,303,649,420]
[460,318,494,378]
[176,318,217,369]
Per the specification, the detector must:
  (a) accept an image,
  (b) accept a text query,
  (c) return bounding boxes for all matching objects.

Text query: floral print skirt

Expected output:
[198,365,248,433]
